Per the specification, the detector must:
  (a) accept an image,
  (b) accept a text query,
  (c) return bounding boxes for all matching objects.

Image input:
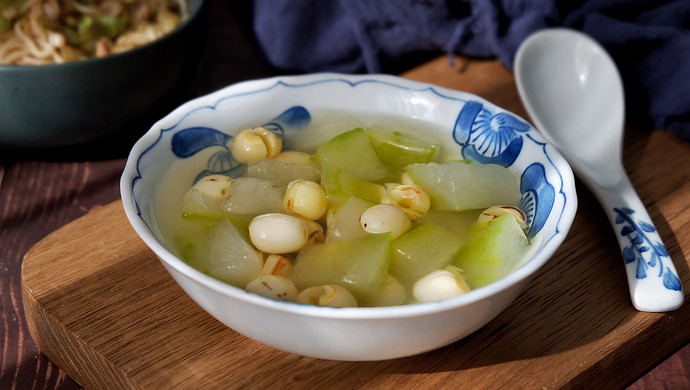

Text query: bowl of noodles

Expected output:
[0,0,204,148]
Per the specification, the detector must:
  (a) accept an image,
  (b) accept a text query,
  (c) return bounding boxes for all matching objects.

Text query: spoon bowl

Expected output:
[515,29,625,186]
[515,28,683,312]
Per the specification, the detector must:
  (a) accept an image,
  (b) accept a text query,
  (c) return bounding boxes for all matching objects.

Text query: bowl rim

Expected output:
[0,0,204,71]
[120,72,578,319]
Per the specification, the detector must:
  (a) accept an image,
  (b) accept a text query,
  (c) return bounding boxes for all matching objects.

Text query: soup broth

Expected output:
[155,111,531,307]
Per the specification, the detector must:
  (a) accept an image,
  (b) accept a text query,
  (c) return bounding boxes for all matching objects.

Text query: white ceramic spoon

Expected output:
[514,28,683,312]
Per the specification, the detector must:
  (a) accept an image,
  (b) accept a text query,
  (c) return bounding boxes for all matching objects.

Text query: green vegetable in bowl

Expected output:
[161,121,531,308]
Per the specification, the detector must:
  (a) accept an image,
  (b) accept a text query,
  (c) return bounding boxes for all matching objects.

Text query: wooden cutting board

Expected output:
[21,57,690,389]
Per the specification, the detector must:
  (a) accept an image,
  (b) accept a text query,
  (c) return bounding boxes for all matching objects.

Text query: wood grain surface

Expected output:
[3,0,690,388]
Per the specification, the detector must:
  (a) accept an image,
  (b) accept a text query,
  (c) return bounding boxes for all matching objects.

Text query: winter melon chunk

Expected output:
[222,177,285,216]
[176,218,262,287]
[415,209,481,238]
[321,162,386,205]
[452,214,529,288]
[405,161,520,211]
[314,127,391,182]
[292,233,392,304]
[245,158,321,185]
[390,222,464,290]
[326,196,375,242]
[365,123,439,175]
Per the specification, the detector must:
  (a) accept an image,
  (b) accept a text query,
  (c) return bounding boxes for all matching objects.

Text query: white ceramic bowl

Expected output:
[120,73,577,361]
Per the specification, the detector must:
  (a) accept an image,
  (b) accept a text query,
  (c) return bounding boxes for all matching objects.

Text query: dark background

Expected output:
[0,0,686,388]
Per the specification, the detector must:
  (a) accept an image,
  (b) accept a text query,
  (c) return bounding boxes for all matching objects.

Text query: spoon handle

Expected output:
[591,174,684,312]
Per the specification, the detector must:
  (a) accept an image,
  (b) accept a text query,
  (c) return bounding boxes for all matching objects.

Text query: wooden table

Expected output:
[3,0,689,388]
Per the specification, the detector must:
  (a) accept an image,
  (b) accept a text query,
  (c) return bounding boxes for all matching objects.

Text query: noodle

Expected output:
[0,0,187,65]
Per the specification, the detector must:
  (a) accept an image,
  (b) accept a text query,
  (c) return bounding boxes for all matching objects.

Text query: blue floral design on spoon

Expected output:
[614,207,681,291]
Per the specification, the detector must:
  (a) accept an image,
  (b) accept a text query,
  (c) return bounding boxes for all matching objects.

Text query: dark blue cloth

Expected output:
[251,0,690,142]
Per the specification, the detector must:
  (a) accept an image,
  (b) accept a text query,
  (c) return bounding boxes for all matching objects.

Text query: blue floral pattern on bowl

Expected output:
[453,100,555,240]
[171,106,311,182]
[520,164,555,240]
[453,100,531,167]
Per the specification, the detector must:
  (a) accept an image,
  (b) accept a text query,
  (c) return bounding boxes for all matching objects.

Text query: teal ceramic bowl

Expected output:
[0,0,204,148]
